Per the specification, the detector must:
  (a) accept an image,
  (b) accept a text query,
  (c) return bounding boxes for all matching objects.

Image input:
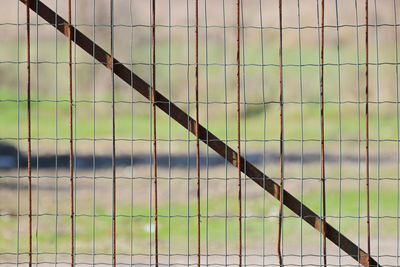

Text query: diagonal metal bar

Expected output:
[19,1,380,266]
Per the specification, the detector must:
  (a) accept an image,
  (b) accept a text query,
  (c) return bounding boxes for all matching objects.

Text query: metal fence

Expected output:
[0,0,399,266]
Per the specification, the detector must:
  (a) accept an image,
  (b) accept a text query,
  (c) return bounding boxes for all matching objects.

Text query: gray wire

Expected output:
[16,0,21,264]
[394,1,400,265]
[5,21,400,29]
[354,0,362,265]
[296,0,304,266]
[334,1,343,265]
[240,1,248,264]
[148,0,153,264]
[3,60,400,68]
[2,60,400,68]
[54,0,59,265]
[257,0,266,266]
[92,0,96,264]
[2,212,398,219]
[204,0,210,265]
[185,0,191,264]
[221,0,228,265]
[4,137,400,143]
[168,0,172,265]
[35,0,40,264]
[373,0,381,263]
[73,0,78,264]
[7,98,400,106]
[129,0,135,266]
[222,0,228,265]
[110,0,116,263]
[5,1,400,265]
[315,0,322,264]
[4,175,400,182]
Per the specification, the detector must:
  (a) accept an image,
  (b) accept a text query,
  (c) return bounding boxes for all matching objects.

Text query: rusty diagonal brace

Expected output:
[20,1,379,266]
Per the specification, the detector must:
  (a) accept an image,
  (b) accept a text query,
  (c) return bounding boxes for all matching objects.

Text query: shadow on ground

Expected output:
[0,142,390,170]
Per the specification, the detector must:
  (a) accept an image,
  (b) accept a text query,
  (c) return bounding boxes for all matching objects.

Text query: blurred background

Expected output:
[0,0,400,265]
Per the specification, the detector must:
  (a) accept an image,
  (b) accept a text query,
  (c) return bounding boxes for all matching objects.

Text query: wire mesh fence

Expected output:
[0,0,400,266]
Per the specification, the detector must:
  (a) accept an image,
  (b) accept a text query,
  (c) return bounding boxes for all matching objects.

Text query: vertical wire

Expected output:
[129,0,135,265]
[315,1,322,263]
[365,0,371,264]
[319,0,327,265]
[26,0,32,265]
[34,0,40,264]
[239,1,247,264]
[110,0,117,266]
[277,0,284,265]
[257,0,266,265]
[167,0,172,265]
[16,0,21,264]
[151,0,158,265]
[296,0,304,265]
[92,0,96,264]
[168,0,173,264]
[334,1,343,265]
[148,0,153,265]
[73,0,78,263]
[221,0,228,265]
[185,0,190,264]
[195,0,201,265]
[236,0,242,266]
[393,1,400,265]
[354,0,362,265]
[67,0,74,265]
[373,0,380,262]
[204,0,209,264]
[54,0,59,265]
[110,0,117,264]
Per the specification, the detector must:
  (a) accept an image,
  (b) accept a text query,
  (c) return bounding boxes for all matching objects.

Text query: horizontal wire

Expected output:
[2,99,400,106]
[2,175,400,182]
[2,137,400,143]
[1,61,398,68]
[4,1,398,265]
[2,252,400,258]
[2,252,400,257]
[1,213,398,219]
[1,22,400,30]
[2,262,396,267]
[1,253,398,261]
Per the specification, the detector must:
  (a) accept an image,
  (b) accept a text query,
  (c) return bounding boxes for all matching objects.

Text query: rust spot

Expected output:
[232,151,239,168]
[272,184,279,199]
[105,54,113,68]
[63,22,70,37]
[314,218,321,230]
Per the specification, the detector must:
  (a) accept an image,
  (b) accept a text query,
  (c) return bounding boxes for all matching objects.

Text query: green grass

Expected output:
[1,187,398,254]
[1,38,399,149]
[1,85,398,147]
[1,36,400,258]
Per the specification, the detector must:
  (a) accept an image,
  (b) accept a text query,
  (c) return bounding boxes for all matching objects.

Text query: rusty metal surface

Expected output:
[236,1,242,267]
[151,0,159,266]
[19,1,381,266]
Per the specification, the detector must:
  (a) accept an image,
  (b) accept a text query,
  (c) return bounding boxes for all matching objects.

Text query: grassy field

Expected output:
[1,178,398,255]
[1,35,399,145]
[1,1,400,264]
